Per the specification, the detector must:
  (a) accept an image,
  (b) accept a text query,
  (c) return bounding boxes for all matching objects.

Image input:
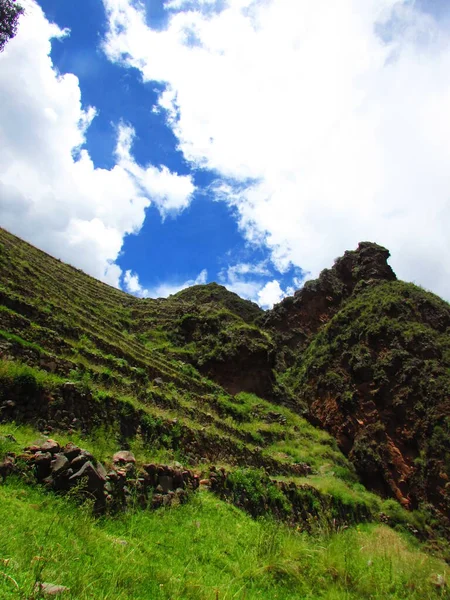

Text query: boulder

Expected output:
[63,443,81,461]
[34,582,70,596]
[70,450,94,470]
[40,439,60,454]
[143,463,157,475]
[33,452,52,480]
[26,445,42,453]
[0,455,15,482]
[34,451,52,466]
[69,461,106,494]
[96,461,107,480]
[113,450,136,464]
[159,475,174,493]
[51,454,69,476]
[152,493,164,508]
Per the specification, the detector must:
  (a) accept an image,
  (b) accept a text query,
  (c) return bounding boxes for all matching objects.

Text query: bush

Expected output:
[226,468,292,518]
[14,371,40,395]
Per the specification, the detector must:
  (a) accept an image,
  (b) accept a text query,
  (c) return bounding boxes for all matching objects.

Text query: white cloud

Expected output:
[125,256,292,307]
[123,268,208,298]
[166,0,221,9]
[115,123,195,216]
[217,260,292,307]
[103,0,450,299]
[218,261,270,300]
[0,0,194,286]
[224,262,271,277]
[257,280,285,309]
[123,269,144,295]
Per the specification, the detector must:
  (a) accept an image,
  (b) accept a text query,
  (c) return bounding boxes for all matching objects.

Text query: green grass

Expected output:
[0,355,359,486]
[2,228,450,596]
[0,359,65,390]
[0,422,441,554]
[0,478,448,600]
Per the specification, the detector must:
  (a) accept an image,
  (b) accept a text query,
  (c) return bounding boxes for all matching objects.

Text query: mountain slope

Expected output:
[267,244,450,526]
[282,280,450,518]
[1,227,449,536]
[0,227,364,509]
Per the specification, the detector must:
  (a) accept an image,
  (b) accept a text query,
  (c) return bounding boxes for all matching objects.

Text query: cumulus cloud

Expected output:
[115,123,195,216]
[257,280,285,309]
[126,258,292,307]
[123,268,208,298]
[218,261,271,300]
[0,0,194,286]
[217,260,295,307]
[103,0,450,299]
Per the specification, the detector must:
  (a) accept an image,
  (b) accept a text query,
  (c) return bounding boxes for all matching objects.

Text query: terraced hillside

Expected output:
[0,227,449,533]
[2,227,450,597]
[0,227,375,519]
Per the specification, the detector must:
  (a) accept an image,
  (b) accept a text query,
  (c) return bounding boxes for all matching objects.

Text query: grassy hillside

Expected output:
[0,227,380,517]
[1,228,450,598]
[1,473,448,600]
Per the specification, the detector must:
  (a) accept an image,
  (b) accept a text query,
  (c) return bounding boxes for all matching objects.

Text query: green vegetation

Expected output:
[0,225,368,492]
[1,229,450,597]
[279,281,450,515]
[0,477,448,600]
[174,281,262,323]
[285,281,450,406]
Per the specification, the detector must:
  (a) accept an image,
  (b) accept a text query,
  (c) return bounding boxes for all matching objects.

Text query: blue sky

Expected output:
[31,0,303,304]
[1,0,450,304]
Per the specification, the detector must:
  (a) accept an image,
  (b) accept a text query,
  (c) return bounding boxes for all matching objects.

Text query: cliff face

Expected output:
[288,280,450,516]
[267,245,449,524]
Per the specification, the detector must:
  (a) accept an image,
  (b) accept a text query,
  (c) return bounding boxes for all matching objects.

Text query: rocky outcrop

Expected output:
[0,453,15,481]
[175,310,276,397]
[264,242,396,350]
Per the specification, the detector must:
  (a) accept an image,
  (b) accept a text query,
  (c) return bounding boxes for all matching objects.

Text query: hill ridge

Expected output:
[0,227,449,536]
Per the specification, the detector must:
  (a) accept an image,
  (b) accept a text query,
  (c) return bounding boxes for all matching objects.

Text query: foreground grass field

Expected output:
[0,477,448,600]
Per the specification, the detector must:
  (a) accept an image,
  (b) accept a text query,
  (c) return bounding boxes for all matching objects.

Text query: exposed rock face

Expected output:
[40,439,60,454]
[198,344,275,397]
[259,242,450,527]
[113,450,136,464]
[175,308,275,397]
[264,242,396,349]
[292,279,450,525]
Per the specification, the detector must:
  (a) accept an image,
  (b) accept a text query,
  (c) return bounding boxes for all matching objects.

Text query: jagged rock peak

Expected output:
[325,241,396,289]
[296,241,396,300]
[264,242,396,340]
